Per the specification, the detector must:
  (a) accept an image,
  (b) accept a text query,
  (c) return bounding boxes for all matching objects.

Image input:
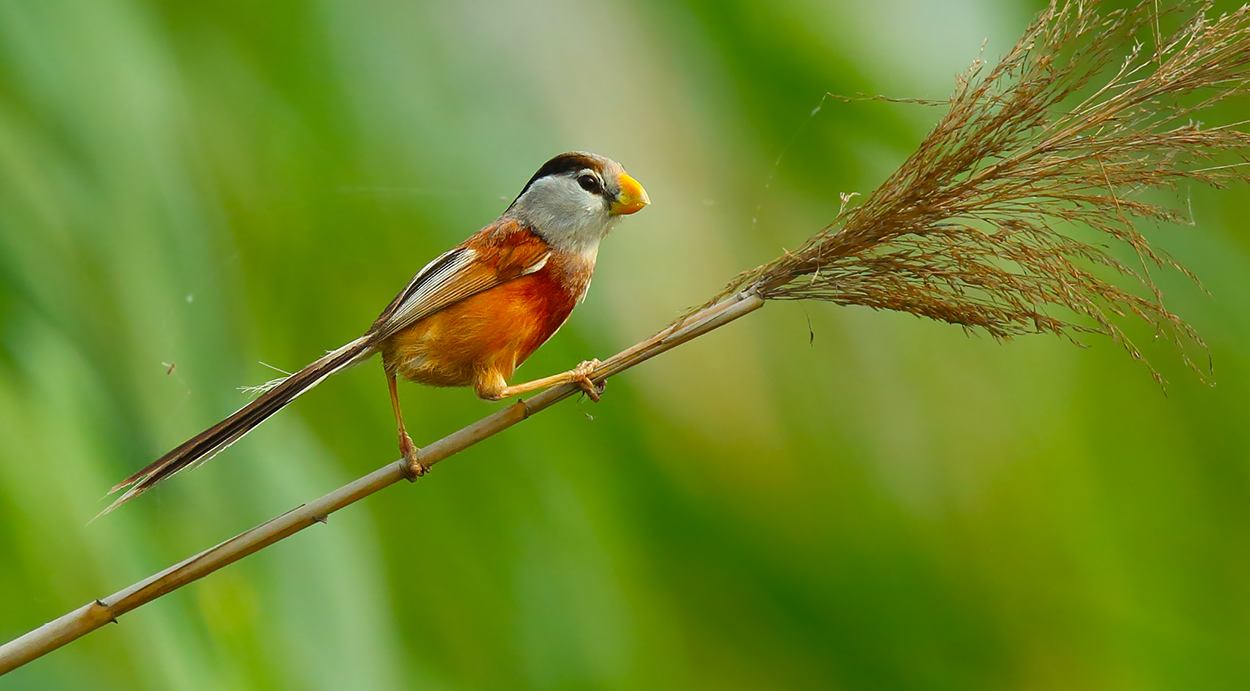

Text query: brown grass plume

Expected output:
[713,0,1250,383]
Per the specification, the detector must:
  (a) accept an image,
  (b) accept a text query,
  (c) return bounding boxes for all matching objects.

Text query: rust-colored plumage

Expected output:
[380,219,594,399]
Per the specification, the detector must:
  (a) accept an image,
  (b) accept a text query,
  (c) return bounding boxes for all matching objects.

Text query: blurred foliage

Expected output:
[2,0,1250,689]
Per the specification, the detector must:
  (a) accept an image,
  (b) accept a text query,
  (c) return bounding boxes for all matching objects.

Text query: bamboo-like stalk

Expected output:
[0,291,765,675]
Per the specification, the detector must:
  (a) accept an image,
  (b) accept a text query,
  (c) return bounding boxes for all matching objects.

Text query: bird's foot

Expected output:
[400,433,428,478]
[573,359,605,402]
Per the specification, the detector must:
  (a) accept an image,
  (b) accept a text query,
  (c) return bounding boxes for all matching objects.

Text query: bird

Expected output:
[101,151,649,516]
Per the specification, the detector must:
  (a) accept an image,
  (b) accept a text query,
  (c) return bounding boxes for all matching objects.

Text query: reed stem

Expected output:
[0,291,765,675]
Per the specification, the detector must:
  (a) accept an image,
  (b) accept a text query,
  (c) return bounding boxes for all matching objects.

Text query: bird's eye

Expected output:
[577,174,602,194]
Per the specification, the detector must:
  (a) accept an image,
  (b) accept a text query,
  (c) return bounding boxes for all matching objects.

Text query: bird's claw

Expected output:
[400,434,428,478]
[573,359,604,402]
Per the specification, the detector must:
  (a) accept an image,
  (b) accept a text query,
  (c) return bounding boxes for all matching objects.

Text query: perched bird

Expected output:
[103,151,649,515]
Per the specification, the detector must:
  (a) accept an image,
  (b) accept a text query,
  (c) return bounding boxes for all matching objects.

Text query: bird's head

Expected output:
[506,151,649,256]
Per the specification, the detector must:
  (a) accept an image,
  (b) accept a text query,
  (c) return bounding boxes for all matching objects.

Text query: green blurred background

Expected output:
[2,0,1249,689]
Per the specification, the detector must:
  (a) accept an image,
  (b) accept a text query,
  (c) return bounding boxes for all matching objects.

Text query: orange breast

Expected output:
[380,258,587,395]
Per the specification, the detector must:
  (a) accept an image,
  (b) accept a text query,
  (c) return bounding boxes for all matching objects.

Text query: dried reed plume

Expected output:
[713,0,1250,382]
[5,0,1250,675]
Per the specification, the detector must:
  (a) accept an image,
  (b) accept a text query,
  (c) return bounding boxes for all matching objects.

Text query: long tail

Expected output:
[97,336,375,518]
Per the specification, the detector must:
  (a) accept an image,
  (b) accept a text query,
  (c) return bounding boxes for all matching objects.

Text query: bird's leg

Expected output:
[388,369,427,477]
[489,359,605,402]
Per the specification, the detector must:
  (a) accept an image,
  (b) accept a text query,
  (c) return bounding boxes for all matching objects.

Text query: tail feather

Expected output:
[96,336,374,519]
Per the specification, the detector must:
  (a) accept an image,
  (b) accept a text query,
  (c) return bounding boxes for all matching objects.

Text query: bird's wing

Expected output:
[369,219,551,340]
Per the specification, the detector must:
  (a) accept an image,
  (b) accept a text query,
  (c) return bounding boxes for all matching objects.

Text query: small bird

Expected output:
[103,151,649,515]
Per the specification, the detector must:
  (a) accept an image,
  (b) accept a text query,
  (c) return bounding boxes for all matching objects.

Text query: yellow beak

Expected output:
[610,172,650,216]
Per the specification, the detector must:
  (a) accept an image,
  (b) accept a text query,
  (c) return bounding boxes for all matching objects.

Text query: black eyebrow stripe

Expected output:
[508,152,605,207]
